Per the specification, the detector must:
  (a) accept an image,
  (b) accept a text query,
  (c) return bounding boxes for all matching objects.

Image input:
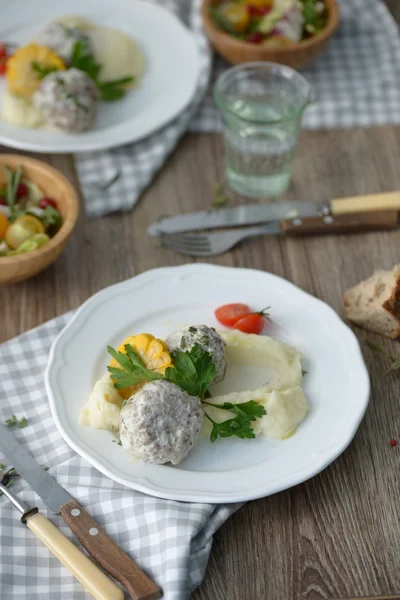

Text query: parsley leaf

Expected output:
[164,345,216,399]
[3,164,22,220]
[98,77,134,102]
[5,415,28,429]
[31,62,59,80]
[299,0,328,35]
[107,344,163,390]
[37,205,62,233]
[204,400,266,442]
[212,182,230,209]
[70,41,133,102]
[366,339,400,373]
[70,40,102,81]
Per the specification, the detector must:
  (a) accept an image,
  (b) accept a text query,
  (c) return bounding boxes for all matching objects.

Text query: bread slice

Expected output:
[343,265,400,339]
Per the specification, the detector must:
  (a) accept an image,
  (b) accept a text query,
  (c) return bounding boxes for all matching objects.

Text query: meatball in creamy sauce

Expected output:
[34,69,98,132]
[37,22,92,64]
[119,380,204,465]
[166,325,227,383]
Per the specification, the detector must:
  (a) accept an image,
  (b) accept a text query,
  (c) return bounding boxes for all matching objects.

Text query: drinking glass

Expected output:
[214,62,311,198]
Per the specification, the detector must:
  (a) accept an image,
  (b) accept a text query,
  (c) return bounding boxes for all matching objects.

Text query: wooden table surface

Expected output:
[2,4,400,599]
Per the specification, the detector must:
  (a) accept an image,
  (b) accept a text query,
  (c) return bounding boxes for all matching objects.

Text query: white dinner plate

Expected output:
[0,0,200,153]
[45,264,370,503]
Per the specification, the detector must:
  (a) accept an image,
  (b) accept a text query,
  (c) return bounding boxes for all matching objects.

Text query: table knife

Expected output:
[0,470,123,600]
[0,424,162,600]
[148,191,400,236]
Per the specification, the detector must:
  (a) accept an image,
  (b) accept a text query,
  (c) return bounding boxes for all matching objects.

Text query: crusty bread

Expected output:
[343,265,400,339]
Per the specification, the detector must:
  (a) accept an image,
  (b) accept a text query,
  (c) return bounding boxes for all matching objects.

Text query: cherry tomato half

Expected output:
[39,197,57,209]
[215,303,250,327]
[233,313,266,335]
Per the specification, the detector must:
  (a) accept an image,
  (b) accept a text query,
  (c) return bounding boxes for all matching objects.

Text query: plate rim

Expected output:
[0,0,201,153]
[45,264,370,502]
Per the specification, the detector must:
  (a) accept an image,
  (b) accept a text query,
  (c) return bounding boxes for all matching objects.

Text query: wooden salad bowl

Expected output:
[201,0,340,69]
[0,155,79,284]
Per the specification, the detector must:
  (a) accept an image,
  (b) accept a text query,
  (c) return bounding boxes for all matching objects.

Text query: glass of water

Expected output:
[214,62,311,198]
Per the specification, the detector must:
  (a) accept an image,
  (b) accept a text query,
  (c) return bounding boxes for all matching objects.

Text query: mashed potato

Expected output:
[80,374,123,431]
[2,90,44,128]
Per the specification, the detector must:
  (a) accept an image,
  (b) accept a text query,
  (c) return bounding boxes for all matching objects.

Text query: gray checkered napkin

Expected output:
[0,313,242,600]
[75,0,400,218]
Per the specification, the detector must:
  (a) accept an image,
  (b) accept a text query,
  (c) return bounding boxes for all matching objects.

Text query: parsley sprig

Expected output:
[165,346,216,399]
[70,40,134,102]
[31,62,59,80]
[107,344,163,389]
[204,401,266,442]
[366,340,400,373]
[300,0,328,35]
[0,463,20,496]
[3,164,22,221]
[107,343,266,442]
[5,415,28,429]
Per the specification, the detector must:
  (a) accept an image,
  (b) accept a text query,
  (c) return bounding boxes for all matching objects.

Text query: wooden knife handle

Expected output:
[280,211,398,236]
[26,512,124,600]
[331,191,400,215]
[60,499,162,600]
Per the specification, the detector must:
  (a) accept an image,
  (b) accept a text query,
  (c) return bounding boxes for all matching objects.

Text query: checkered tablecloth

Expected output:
[75,0,400,217]
[0,314,241,600]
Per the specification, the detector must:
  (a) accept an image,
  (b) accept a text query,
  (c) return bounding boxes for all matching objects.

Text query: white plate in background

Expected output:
[0,0,200,153]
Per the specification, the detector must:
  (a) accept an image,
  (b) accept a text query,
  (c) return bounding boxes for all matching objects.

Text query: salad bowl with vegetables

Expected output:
[201,0,339,68]
[0,155,78,284]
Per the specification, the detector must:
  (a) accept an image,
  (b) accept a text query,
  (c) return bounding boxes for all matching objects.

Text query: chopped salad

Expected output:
[0,165,63,257]
[210,0,328,45]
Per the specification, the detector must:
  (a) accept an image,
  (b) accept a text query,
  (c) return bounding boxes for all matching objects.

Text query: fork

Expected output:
[159,211,399,257]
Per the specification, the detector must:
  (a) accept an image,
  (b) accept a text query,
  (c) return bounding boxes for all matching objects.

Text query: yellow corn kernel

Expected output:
[110,333,173,399]
[147,339,168,359]
[6,43,65,97]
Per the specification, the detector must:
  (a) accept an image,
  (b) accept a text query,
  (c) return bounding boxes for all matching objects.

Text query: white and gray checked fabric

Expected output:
[0,314,241,600]
[74,0,400,218]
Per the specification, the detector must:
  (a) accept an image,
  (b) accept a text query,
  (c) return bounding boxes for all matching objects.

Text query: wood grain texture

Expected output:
[1,5,400,598]
[60,499,161,600]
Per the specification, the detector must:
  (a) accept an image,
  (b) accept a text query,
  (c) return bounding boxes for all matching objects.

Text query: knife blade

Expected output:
[148,201,321,236]
[148,191,400,236]
[0,424,162,600]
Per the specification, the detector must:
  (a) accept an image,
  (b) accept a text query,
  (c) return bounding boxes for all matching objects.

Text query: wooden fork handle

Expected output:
[60,499,162,600]
[280,210,398,236]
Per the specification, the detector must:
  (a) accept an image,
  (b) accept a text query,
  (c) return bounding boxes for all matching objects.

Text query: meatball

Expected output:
[120,380,204,465]
[166,325,226,383]
[37,22,92,64]
[34,69,98,133]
